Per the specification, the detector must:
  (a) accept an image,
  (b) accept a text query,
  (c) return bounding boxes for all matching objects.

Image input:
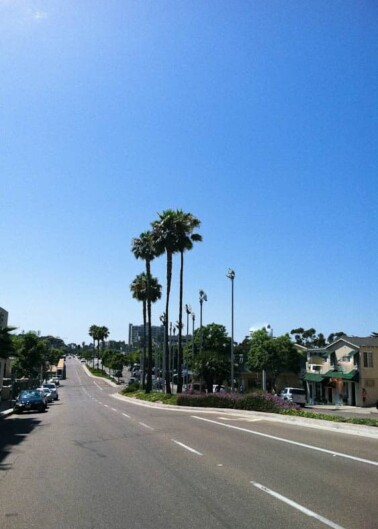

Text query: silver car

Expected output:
[42,383,59,401]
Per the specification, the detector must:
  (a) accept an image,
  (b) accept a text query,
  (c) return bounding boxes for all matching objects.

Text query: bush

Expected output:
[123,381,140,393]
[176,392,299,412]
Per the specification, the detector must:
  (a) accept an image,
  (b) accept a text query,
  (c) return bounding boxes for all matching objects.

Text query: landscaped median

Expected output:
[119,389,378,428]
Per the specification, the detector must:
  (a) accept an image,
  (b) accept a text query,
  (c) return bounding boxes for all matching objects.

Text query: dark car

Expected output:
[14,389,48,413]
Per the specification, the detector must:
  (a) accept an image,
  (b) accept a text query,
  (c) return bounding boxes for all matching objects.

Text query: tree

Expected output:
[248,328,301,391]
[88,325,100,367]
[0,326,17,359]
[12,332,50,379]
[97,326,110,371]
[151,210,181,394]
[187,323,231,392]
[290,327,345,347]
[130,272,162,389]
[131,231,160,393]
[174,210,202,393]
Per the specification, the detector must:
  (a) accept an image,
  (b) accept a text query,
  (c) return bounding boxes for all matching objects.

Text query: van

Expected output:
[279,387,306,407]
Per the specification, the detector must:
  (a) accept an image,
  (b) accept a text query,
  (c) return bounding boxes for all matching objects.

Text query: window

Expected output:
[363,352,374,368]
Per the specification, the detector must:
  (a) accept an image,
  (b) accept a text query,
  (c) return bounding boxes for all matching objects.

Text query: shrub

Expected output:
[176,392,299,412]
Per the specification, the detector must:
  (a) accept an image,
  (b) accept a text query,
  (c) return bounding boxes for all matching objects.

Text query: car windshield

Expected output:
[291,389,305,395]
[20,390,40,398]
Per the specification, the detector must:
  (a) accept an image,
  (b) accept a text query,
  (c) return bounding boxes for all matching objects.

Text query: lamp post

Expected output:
[185,304,192,389]
[159,313,167,392]
[226,269,235,392]
[191,312,195,360]
[199,289,207,354]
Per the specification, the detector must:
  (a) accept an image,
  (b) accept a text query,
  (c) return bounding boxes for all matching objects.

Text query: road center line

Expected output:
[171,439,203,456]
[139,422,154,430]
[122,412,130,418]
[251,481,346,529]
[192,416,378,467]
[93,381,103,391]
[111,408,117,412]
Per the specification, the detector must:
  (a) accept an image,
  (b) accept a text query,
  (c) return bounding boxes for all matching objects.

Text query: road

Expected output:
[0,358,377,529]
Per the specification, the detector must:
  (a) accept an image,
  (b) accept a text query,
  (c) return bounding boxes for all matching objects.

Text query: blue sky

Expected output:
[1,1,377,345]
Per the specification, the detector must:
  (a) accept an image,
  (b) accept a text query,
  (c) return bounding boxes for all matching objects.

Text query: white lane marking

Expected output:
[251,482,346,529]
[104,404,109,408]
[93,381,103,391]
[171,439,203,456]
[218,416,261,422]
[192,416,378,467]
[139,422,154,430]
[111,408,117,412]
[122,412,130,418]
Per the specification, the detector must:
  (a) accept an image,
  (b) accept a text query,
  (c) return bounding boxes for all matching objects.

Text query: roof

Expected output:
[339,336,378,347]
[323,369,359,381]
[303,373,324,382]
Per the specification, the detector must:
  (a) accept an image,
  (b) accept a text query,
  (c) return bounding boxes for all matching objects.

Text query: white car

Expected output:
[279,387,306,407]
[42,383,59,401]
[37,387,53,403]
[48,377,60,386]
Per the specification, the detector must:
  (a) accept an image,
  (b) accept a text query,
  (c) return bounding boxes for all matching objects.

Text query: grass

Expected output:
[87,366,122,384]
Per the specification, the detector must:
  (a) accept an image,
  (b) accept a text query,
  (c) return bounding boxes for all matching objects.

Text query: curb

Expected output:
[112,393,378,439]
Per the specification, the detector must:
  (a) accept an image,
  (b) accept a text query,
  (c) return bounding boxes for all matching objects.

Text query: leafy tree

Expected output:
[12,332,50,379]
[371,332,378,338]
[0,326,17,359]
[290,327,345,347]
[188,323,231,391]
[248,328,301,390]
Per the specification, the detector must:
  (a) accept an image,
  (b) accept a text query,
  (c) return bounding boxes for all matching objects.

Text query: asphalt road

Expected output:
[0,358,377,529]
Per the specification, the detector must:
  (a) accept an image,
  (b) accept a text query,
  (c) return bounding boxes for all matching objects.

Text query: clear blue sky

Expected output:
[1,1,377,345]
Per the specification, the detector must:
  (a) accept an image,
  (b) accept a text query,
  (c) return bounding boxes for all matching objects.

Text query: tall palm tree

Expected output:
[130,273,148,387]
[151,210,180,394]
[174,211,202,393]
[98,326,110,371]
[88,325,99,368]
[131,231,158,393]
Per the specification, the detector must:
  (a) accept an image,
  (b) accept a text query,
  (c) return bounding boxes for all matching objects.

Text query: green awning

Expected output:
[323,370,359,381]
[342,370,359,381]
[324,370,344,379]
[303,373,324,382]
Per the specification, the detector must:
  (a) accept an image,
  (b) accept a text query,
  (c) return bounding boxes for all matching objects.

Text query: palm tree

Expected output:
[174,211,202,393]
[98,326,110,371]
[151,210,181,394]
[130,273,148,387]
[131,231,159,393]
[88,325,99,368]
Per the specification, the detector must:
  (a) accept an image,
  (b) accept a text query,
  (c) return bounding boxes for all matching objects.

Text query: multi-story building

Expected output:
[304,335,378,407]
[128,324,165,349]
[0,307,10,400]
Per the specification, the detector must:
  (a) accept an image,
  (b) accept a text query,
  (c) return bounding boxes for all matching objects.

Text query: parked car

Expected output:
[42,383,59,401]
[279,387,306,407]
[14,390,48,413]
[37,387,53,403]
[48,377,60,386]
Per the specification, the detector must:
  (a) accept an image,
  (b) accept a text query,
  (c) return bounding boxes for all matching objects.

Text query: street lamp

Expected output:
[159,313,167,392]
[191,312,195,360]
[199,289,207,354]
[226,269,235,392]
[185,304,192,388]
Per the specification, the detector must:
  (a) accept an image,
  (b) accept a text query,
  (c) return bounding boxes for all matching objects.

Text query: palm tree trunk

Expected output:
[165,251,172,394]
[142,300,147,389]
[177,250,184,393]
[146,260,153,393]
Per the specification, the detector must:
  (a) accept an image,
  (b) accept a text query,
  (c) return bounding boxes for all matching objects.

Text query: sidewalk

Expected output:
[0,399,14,417]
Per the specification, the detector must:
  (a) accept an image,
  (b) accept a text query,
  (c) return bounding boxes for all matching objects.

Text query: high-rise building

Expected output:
[128,324,164,349]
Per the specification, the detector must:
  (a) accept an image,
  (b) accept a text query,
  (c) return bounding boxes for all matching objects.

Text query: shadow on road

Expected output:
[0,415,43,468]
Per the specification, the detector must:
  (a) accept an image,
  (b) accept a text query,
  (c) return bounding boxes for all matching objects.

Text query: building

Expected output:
[0,307,11,401]
[304,335,378,407]
[128,324,165,349]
